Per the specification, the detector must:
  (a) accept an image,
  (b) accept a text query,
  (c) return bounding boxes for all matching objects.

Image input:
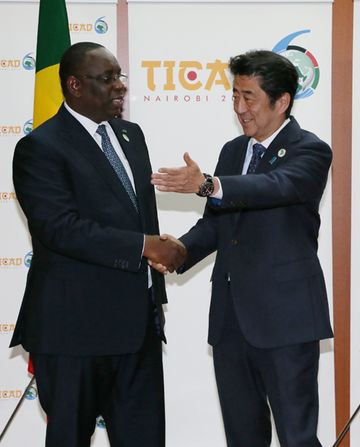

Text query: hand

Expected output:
[151,152,205,193]
[148,234,186,274]
[144,234,187,273]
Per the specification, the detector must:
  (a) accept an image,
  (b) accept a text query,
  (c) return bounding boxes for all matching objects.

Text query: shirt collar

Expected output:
[250,118,290,150]
[64,102,110,138]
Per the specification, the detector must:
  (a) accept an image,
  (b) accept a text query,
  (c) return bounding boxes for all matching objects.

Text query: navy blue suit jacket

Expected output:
[11,105,166,356]
[180,117,333,348]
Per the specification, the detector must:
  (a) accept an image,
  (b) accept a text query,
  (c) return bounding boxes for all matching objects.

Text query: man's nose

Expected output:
[234,96,247,114]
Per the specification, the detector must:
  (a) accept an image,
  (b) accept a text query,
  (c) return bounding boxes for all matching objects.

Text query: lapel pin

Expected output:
[277,148,286,158]
[269,156,277,165]
[122,132,130,142]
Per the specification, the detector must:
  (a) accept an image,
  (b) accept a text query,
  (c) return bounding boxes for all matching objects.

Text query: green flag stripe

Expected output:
[36,0,71,73]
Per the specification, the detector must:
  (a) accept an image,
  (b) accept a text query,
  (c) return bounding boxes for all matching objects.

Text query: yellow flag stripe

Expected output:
[33,63,64,129]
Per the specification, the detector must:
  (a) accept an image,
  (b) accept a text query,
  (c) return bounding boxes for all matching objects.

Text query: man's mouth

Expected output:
[112,97,124,106]
[241,117,252,124]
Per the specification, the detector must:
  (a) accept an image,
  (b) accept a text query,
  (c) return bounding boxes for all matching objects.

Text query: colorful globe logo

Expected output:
[272,30,319,99]
[23,119,33,135]
[25,385,38,400]
[96,415,106,429]
[94,17,108,34]
[22,53,36,71]
[24,251,33,268]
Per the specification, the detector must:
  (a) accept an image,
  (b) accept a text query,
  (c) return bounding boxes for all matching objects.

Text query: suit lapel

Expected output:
[57,106,140,220]
[256,117,301,173]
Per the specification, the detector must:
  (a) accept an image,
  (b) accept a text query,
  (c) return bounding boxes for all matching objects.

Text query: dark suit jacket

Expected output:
[180,117,333,349]
[11,104,166,356]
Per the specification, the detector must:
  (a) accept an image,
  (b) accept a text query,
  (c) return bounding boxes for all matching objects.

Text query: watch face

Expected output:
[198,176,214,196]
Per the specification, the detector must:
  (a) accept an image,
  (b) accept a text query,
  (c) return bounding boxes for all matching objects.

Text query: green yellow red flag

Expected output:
[33,0,71,129]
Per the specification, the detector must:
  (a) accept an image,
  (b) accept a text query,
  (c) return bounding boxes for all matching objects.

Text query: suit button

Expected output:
[231,239,238,246]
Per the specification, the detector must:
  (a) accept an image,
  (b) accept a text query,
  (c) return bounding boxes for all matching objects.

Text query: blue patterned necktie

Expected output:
[247,143,266,174]
[96,124,138,212]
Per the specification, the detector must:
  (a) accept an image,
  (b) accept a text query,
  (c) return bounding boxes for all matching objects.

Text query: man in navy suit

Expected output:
[11,42,185,447]
[151,50,333,446]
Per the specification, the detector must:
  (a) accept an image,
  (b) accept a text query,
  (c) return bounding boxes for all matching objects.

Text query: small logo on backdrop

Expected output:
[0,125,22,136]
[0,192,17,202]
[96,415,106,429]
[69,22,93,32]
[22,53,36,71]
[273,30,320,99]
[0,323,15,334]
[23,119,33,135]
[0,390,22,400]
[25,385,38,401]
[94,17,108,34]
[0,58,21,69]
[24,251,33,268]
[0,257,23,268]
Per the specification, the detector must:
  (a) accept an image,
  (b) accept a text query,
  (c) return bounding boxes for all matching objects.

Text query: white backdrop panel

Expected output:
[128,2,334,447]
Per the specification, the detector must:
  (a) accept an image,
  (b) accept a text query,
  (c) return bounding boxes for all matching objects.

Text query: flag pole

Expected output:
[0,376,35,442]
[332,403,360,447]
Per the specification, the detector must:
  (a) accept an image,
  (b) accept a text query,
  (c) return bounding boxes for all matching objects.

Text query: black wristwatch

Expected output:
[196,173,215,197]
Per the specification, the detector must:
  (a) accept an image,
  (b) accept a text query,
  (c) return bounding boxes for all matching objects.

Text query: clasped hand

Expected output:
[144,234,187,274]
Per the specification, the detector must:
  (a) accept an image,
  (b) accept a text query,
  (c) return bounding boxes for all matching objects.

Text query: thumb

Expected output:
[183,152,196,167]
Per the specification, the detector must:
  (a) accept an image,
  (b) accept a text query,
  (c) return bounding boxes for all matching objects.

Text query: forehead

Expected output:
[232,74,263,94]
[81,47,120,73]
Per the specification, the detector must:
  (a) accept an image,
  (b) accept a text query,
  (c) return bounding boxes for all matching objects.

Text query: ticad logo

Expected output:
[0,257,23,268]
[22,53,36,71]
[140,59,231,104]
[273,30,320,99]
[69,22,93,32]
[0,192,17,202]
[23,119,33,135]
[0,59,21,69]
[25,384,38,401]
[0,121,32,137]
[0,125,21,136]
[96,415,106,429]
[94,16,108,34]
[0,323,15,334]
[69,17,108,34]
[24,251,33,268]
[0,53,35,70]
[0,390,22,399]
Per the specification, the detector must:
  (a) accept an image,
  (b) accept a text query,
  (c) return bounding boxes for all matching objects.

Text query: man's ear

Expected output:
[277,92,291,115]
[67,76,82,98]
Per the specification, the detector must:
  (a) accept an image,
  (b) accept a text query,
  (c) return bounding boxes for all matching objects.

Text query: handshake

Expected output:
[144,234,187,274]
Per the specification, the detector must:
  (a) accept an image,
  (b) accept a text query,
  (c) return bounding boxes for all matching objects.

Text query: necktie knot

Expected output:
[252,143,266,157]
[247,143,266,174]
[96,124,107,138]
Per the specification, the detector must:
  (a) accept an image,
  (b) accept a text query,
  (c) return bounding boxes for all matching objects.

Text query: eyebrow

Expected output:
[233,87,255,95]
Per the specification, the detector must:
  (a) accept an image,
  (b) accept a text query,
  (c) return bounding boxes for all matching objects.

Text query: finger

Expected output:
[149,261,168,274]
[159,234,169,241]
[157,167,185,175]
[183,152,195,167]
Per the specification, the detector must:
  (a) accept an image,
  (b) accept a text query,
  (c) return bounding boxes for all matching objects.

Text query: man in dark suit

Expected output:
[11,42,185,447]
[151,50,333,446]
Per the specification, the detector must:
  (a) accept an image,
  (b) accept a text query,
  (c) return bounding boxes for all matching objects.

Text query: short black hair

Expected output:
[59,42,104,95]
[229,50,298,118]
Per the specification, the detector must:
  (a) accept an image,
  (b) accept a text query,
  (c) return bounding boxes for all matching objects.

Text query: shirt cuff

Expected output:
[210,177,223,200]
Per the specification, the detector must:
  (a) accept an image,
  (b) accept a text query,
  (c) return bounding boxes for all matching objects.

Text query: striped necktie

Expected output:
[96,124,138,212]
[247,143,266,174]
